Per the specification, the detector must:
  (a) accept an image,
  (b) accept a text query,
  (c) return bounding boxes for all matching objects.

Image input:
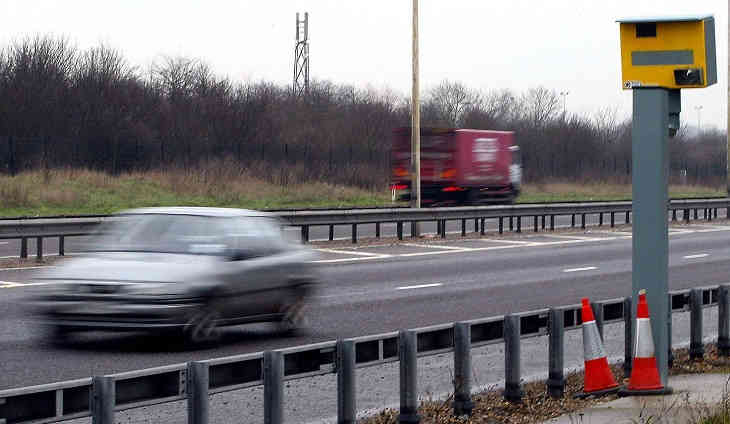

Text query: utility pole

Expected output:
[410,0,421,211]
[560,91,569,118]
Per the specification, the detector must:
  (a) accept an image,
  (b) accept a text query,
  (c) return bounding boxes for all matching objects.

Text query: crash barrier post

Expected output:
[337,340,356,424]
[667,293,674,367]
[187,362,209,424]
[591,301,604,340]
[690,288,704,360]
[719,285,730,356]
[91,376,114,424]
[20,237,27,259]
[264,351,284,424]
[504,314,523,403]
[623,297,633,377]
[547,307,565,398]
[453,322,473,416]
[399,330,420,423]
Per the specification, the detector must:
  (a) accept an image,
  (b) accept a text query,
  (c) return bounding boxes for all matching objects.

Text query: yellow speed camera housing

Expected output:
[618,15,717,89]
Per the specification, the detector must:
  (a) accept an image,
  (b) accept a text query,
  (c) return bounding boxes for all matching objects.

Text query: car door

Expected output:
[220,217,292,319]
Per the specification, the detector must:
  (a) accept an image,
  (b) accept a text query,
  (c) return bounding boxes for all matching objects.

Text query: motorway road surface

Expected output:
[1,221,729,392]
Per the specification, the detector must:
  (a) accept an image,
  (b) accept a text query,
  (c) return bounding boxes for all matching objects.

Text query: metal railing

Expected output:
[1,199,729,258]
[1,285,728,424]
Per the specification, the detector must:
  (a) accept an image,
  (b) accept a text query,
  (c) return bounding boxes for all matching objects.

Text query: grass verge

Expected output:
[0,169,725,218]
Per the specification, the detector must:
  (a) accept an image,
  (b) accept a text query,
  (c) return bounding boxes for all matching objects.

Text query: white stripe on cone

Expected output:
[583,321,606,361]
[634,317,655,358]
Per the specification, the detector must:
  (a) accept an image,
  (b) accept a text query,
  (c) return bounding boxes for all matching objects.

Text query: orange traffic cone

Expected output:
[619,289,673,396]
[576,298,620,398]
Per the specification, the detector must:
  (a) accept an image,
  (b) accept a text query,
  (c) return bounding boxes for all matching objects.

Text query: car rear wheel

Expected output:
[278,300,308,334]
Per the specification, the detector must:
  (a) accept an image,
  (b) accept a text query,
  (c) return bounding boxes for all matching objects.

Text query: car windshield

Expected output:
[87,214,228,255]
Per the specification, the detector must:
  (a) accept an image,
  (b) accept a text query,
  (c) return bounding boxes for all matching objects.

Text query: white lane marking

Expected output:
[315,248,383,257]
[0,241,8,245]
[396,283,443,290]
[684,253,709,259]
[563,266,598,273]
[402,243,472,251]
[0,281,53,288]
[696,226,730,233]
[542,234,607,241]
[312,255,391,264]
[480,239,535,245]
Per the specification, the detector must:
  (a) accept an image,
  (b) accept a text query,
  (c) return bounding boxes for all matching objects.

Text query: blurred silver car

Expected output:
[31,207,319,343]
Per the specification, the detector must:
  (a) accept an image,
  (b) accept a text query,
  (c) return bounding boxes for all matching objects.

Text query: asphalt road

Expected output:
[1,221,729,391]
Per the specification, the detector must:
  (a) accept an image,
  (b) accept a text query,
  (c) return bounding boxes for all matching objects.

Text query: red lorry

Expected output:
[391,128,522,205]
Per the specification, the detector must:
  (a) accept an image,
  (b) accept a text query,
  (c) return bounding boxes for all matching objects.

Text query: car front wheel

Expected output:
[184,306,221,344]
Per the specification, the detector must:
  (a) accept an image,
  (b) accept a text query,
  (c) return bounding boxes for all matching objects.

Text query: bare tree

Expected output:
[519,86,561,128]
[423,80,478,127]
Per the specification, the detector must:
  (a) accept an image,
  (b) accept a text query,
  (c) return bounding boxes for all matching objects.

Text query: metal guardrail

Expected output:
[1,285,727,424]
[1,199,729,257]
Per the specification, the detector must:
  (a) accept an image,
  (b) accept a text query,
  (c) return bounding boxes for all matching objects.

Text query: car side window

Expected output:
[225,217,286,255]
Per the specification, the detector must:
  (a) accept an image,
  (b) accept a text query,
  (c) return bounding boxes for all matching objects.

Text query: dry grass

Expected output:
[0,164,392,217]
[364,365,624,424]
[363,344,730,424]
[0,166,724,218]
[523,180,724,203]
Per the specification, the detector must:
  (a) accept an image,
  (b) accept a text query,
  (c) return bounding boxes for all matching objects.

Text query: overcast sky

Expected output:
[2,0,727,130]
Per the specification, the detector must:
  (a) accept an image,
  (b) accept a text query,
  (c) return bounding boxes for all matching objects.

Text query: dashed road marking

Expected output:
[684,253,709,259]
[563,266,598,273]
[396,283,443,290]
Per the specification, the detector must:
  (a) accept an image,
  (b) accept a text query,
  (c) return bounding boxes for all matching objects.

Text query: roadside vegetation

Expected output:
[0,168,724,218]
[0,35,726,202]
[364,344,730,424]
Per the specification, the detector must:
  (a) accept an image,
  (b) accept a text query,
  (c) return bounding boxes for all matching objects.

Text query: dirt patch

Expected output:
[0,256,66,269]
[362,343,730,424]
